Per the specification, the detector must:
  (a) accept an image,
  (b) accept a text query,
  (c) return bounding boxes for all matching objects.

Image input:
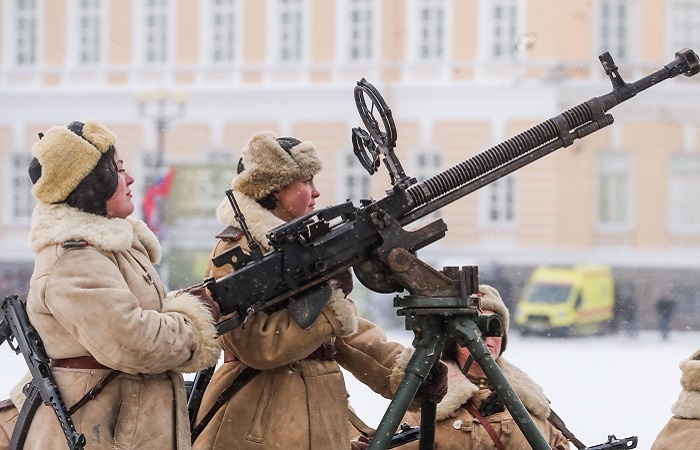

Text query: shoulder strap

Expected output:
[190,366,260,444]
[548,408,587,449]
[465,402,506,450]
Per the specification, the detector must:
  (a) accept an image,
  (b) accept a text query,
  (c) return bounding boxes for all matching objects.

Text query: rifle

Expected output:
[206,48,700,335]
[0,295,86,450]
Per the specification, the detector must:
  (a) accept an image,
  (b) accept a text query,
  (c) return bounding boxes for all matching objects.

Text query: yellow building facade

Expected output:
[1,0,700,328]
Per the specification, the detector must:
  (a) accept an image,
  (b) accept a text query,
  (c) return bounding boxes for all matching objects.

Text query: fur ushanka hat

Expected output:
[232,130,323,200]
[30,119,116,204]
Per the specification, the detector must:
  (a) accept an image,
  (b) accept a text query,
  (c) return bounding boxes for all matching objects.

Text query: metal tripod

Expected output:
[364,255,551,450]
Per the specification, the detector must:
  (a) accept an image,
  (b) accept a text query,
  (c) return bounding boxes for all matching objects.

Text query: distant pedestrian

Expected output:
[656,292,676,340]
[616,283,638,338]
[650,348,700,449]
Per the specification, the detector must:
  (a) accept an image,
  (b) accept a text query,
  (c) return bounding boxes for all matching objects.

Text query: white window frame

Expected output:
[340,150,371,203]
[340,0,377,63]
[480,175,516,228]
[269,0,307,64]
[669,153,700,233]
[408,0,449,63]
[3,152,36,226]
[6,0,42,68]
[136,0,174,65]
[667,0,700,57]
[202,0,242,65]
[477,0,523,61]
[597,151,633,230]
[595,0,639,62]
[67,0,107,67]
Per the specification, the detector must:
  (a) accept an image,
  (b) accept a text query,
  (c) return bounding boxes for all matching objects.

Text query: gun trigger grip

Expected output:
[287,283,333,329]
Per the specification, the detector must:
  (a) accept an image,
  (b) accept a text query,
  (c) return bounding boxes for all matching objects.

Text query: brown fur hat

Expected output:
[31,119,116,204]
[232,130,322,200]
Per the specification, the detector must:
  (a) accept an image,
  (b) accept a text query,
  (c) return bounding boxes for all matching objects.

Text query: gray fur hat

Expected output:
[232,130,323,200]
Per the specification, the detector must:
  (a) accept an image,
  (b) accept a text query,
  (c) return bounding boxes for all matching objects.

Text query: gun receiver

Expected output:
[586,435,638,450]
[207,48,699,335]
[1,295,86,450]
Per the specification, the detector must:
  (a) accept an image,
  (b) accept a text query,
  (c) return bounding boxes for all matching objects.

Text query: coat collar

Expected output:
[215,190,284,252]
[29,202,161,264]
[672,350,700,419]
[436,358,552,421]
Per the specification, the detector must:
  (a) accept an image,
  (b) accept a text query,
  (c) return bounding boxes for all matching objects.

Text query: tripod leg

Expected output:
[447,316,552,450]
[368,320,442,450]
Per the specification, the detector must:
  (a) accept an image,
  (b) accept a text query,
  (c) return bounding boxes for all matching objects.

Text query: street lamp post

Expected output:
[137,88,187,288]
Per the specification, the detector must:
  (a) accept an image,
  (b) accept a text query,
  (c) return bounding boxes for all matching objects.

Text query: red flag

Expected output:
[143,167,176,238]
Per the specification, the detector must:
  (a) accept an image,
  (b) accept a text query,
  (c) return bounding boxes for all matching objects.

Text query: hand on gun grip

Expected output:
[181,285,221,323]
[350,435,371,450]
[334,269,354,297]
[418,360,449,404]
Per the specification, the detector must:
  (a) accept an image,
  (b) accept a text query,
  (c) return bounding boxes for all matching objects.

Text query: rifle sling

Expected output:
[191,366,260,444]
[68,370,121,415]
[465,402,506,450]
[348,408,376,437]
[548,408,587,449]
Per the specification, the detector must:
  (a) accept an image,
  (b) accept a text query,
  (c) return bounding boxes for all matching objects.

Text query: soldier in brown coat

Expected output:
[191,131,429,450]
[398,285,571,450]
[651,348,700,449]
[23,119,221,449]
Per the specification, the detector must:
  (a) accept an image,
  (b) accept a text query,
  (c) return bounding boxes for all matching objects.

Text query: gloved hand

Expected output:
[333,269,354,297]
[180,285,221,322]
[350,435,371,450]
[416,360,449,404]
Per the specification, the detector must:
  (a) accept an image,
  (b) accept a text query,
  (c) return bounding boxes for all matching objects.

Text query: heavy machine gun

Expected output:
[199,49,698,449]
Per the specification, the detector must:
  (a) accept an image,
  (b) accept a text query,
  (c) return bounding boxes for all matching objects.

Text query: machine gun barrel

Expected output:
[208,49,699,335]
[400,48,699,225]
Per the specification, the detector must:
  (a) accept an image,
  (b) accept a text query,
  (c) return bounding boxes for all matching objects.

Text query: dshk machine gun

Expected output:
[198,49,699,450]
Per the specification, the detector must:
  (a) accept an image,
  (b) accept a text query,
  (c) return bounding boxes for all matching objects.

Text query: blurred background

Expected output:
[1,0,700,335]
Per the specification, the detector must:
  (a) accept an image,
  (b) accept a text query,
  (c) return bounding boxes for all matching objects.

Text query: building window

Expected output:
[9,153,35,223]
[490,0,518,58]
[144,0,170,64]
[348,0,373,61]
[412,150,441,183]
[417,0,446,60]
[483,175,515,226]
[598,0,632,61]
[669,154,700,231]
[343,152,371,202]
[669,1,700,54]
[210,0,238,63]
[278,0,304,62]
[14,0,39,66]
[598,152,631,227]
[76,0,104,65]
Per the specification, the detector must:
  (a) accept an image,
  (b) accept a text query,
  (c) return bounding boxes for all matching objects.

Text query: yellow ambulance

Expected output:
[514,265,615,336]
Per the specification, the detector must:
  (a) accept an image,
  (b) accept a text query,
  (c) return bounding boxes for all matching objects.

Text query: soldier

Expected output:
[191,131,446,450]
[23,119,221,449]
[396,285,571,450]
[650,348,700,449]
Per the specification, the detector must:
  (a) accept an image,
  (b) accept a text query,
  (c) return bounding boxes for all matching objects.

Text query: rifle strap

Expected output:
[68,370,121,415]
[348,408,376,437]
[465,402,506,450]
[548,408,587,449]
[191,366,260,444]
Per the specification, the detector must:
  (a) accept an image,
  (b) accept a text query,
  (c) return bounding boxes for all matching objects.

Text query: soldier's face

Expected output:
[272,176,320,222]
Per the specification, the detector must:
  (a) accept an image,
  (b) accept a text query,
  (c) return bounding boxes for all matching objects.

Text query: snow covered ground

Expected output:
[1,328,697,450]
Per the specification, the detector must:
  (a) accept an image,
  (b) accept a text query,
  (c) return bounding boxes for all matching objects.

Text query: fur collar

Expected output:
[28,203,161,264]
[672,350,700,419]
[436,359,552,421]
[215,191,284,252]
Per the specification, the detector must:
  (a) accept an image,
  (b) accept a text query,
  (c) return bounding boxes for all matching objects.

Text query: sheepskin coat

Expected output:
[24,203,220,450]
[192,191,408,450]
[400,359,570,450]
[0,372,28,450]
[651,349,700,449]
